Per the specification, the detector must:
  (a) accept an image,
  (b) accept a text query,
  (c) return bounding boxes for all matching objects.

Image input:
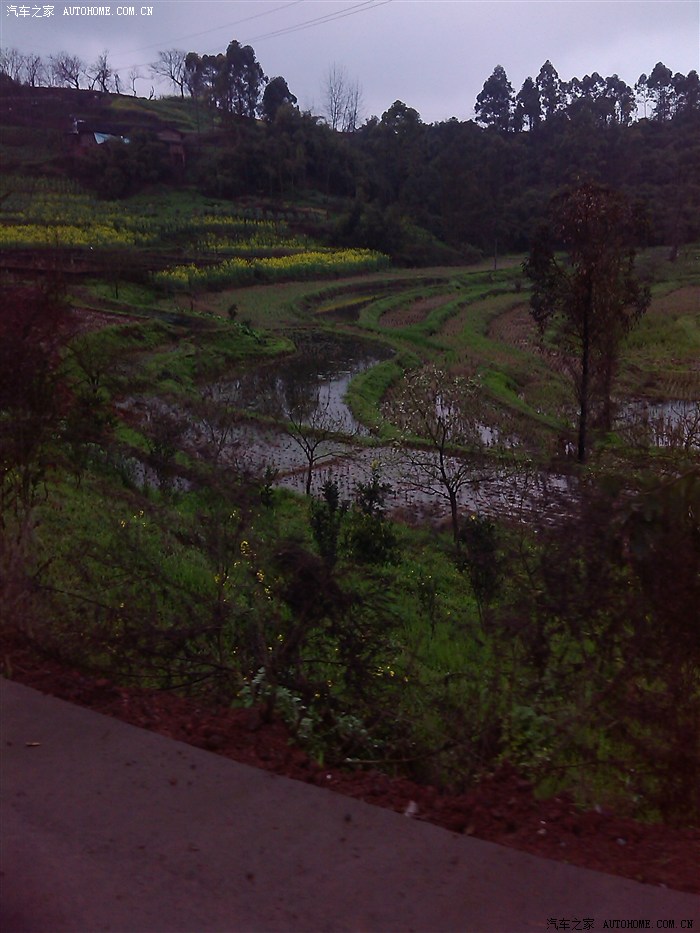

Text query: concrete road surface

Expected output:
[2,678,699,932]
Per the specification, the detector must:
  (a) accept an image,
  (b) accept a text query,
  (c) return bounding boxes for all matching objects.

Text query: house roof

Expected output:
[93,132,130,145]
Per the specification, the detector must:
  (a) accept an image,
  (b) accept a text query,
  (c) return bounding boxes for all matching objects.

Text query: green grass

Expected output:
[345,359,404,439]
[329,270,569,444]
[62,310,293,414]
[78,280,160,310]
[3,154,698,818]
[110,94,217,133]
[618,282,700,398]
[7,337,697,815]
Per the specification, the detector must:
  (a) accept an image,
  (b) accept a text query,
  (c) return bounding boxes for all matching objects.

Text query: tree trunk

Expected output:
[578,278,592,463]
[601,352,615,433]
[449,488,459,542]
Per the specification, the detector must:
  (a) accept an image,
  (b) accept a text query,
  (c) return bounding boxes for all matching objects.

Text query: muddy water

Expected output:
[212,423,575,525]
[125,331,575,524]
[213,332,393,435]
[615,399,700,449]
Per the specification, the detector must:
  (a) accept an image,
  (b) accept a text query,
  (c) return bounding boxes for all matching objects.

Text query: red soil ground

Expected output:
[2,634,698,896]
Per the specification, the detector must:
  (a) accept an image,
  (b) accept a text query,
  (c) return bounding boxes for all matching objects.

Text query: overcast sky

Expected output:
[2,0,699,122]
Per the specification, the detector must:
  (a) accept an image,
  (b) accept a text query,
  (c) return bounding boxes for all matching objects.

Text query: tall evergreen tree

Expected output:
[515,76,541,131]
[262,76,297,123]
[475,65,514,133]
[672,70,700,119]
[647,62,674,121]
[536,60,565,120]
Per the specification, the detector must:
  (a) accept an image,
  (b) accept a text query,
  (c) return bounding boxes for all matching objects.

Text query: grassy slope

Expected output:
[3,89,699,819]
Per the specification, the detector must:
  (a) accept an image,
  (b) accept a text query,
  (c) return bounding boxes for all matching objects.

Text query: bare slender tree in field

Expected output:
[388,366,487,541]
[285,389,350,496]
[1,47,25,82]
[23,53,45,87]
[128,67,141,97]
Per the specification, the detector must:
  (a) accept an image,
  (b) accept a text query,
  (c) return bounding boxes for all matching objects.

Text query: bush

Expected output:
[309,479,347,567]
[343,466,399,566]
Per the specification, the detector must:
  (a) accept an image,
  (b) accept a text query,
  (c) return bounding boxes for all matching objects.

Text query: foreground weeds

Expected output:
[2,240,699,826]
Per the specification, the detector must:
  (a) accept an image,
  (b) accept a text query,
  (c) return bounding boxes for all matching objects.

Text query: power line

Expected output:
[117,0,392,88]
[114,0,305,71]
[128,0,304,56]
[247,0,392,43]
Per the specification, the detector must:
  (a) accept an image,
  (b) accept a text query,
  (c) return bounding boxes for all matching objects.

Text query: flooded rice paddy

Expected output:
[122,330,577,525]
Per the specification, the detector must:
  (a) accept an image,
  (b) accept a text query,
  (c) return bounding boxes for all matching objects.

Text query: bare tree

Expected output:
[0,47,25,82]
[280,382,352,496]
[24,53,45,88]
[49,52,84,90]
[342,78,363,132]
[128,66,142,97]
[322,63,362,132]
[192,384,242,466]
[387,366,488,541]
[150,49,187,98]
[44,57,60,87]
[324,64,346,130]
[88,50,113,93]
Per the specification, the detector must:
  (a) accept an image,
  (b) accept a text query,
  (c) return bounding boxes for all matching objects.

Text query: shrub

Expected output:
[343,465,398,565]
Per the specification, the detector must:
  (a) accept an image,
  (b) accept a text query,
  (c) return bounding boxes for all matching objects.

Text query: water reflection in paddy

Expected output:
[126,329,576,524]
[213,332,394,435]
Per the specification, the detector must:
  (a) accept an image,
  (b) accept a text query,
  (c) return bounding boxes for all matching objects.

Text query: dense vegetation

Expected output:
[2,49,699,263]
[1,63,699,826]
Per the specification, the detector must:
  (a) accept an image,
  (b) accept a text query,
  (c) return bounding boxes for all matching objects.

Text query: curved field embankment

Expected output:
[483,283,700,413]
[485,300,533,349]
[651,284,700,317]
[378,294,460,329]
[484,297,570,379]
[619,284,700,399]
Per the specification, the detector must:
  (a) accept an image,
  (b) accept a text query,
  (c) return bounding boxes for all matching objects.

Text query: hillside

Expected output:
[1,76,699,867]
[3,82,699,262]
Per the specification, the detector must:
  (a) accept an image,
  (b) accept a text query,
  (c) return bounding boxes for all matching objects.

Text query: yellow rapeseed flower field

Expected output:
[154,249,389,289]
[0,223,152,248]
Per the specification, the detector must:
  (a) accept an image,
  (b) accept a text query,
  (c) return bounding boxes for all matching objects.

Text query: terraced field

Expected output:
[4,90,700,841]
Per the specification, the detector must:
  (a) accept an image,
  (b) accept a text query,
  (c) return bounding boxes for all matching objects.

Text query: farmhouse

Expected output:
[68,117,185,166]
[69,117,130,148]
